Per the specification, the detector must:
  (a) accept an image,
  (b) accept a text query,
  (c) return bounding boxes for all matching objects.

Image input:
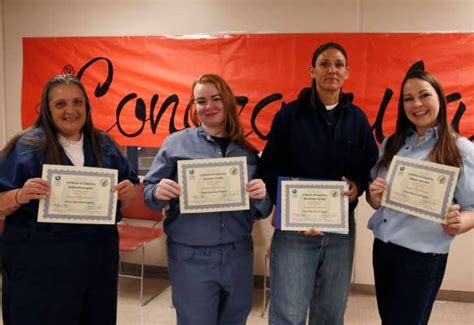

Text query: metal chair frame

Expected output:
[118,228,163,306]
[261,248,271,318]
[117,182,164,306]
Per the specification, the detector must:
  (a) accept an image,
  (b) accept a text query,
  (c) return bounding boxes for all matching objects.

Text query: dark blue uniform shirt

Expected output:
[0,128,139,236]
[260,87,379,213]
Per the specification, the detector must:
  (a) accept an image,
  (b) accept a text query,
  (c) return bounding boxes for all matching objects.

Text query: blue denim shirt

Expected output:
[143,127,272,246]
[368,127,474,254]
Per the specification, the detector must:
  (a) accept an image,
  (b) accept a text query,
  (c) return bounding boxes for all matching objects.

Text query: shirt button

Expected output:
[405,147,409,150]
[221,224,225,228]
[383,219,387,223]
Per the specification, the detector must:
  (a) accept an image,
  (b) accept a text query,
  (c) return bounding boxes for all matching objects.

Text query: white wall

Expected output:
[1,0,473,292]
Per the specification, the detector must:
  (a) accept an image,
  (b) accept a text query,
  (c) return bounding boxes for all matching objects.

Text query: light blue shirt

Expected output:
[368,127,474,254]
[143,127,272,246]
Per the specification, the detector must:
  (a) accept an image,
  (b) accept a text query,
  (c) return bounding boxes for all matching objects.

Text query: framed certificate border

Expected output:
[382,155,460,224]
[279,180,349,234]
[178,157,249,213]
[38,164,118,224]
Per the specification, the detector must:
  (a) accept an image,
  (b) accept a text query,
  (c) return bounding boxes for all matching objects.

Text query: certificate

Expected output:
[382,155,460,224]
[178,157,249,213]
[38,164,118,224]
[278,179,349,234]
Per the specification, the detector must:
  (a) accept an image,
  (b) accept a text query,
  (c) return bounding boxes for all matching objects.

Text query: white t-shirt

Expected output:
[58,133,85,166]
[325,103,338,111]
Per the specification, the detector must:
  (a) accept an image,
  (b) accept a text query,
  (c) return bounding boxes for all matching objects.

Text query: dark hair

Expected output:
[311,42,348,67]
[186,74,256,153]
[1,74,104,166]
[376,70,462,171]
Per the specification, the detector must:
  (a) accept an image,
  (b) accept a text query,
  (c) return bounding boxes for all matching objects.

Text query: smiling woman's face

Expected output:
[402,78,440,136]
[49,83,87,141]
[194,82,226,135]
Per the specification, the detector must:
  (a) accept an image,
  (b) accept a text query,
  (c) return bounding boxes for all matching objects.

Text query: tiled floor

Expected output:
[117,277,474,325]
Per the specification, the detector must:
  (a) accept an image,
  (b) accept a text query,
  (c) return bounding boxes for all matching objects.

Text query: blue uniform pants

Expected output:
[1,227,119,325]
[167,237,254,325]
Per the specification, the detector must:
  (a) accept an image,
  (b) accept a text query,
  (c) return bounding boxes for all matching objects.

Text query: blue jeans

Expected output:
[373,239,448,325]
[167,237,254,325]
[269,212,355,325]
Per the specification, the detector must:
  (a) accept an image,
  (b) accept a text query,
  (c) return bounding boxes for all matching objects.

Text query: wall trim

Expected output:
[120,263,474,303]
[350,283,474,303]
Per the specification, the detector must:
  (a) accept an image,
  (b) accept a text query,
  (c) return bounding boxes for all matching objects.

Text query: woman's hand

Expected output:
[246,179,266,200]
[114,180,136,203]
[367,177,387,209]
[342,177,358,203]
[16,178,50,204]
[301,228,324,237]
[442,204,465,236]
[154,179,181,201]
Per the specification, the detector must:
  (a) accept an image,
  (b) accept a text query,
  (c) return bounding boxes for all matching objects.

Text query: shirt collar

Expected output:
[407,126,439,144]
[57,133,84,147]
[197,126,212,140]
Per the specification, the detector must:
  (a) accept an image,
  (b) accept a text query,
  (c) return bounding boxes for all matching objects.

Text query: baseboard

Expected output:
[119,262,169,278]
[350,284,474,303]
[349,283,376,296]
[121,263,474,303]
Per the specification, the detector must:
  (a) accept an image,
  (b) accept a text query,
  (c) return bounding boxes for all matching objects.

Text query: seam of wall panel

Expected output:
[357,0,363,32]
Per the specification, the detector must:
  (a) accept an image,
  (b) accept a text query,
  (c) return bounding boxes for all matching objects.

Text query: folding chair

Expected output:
[261,246,271,318]
[118,182,164,306]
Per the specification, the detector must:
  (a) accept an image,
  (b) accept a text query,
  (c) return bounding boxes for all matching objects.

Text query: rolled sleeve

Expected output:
[247,151,273,220]
[250,195,273,220]
[455,138,474,211]
[143,137,176,211]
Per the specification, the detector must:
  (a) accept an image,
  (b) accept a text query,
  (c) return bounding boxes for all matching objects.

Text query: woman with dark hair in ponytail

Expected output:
[0,74,139,325]
[367,70,474,325]
[260,42,378,324]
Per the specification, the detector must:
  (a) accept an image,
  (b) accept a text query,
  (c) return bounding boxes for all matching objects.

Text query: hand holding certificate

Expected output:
[277,178,349,234]
[382,156,460,224]
[178,157,250,213]
[38,164,118,224]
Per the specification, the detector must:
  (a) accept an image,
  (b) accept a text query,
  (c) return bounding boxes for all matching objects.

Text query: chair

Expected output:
[261,209,276,318]
[118,182,165,306]
[261,246,271,318]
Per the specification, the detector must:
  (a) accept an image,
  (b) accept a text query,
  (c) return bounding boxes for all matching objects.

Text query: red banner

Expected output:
[22,33,474,150]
